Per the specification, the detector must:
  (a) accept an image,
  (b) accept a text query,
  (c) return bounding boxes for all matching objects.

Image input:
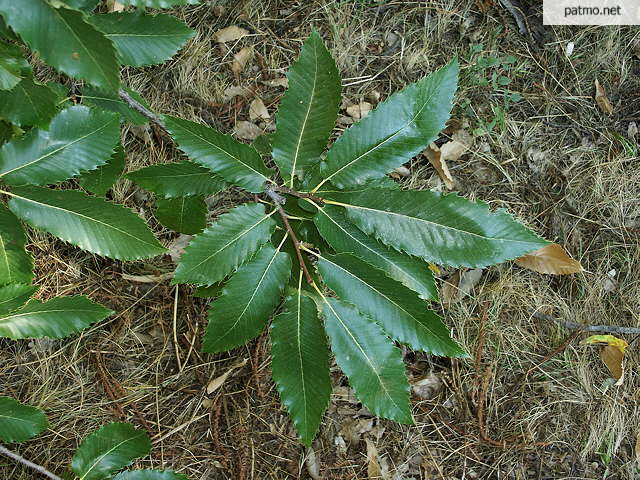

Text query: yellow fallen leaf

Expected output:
[249,97,270,120]
[595,79,614,115]
[206,358,248,394]
[515,244,583,275]
[213,25,249,43]
[423,142,454,190]
[428,263,440,275]
[231,46,253,76]
[582,334,628,381]
[582,334,628,353]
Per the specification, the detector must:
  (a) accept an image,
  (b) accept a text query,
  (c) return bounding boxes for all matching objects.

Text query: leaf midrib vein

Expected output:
[180,210,275,277]
[316,84,438,189]
[322,256,444,342]
[8,191,159,250]
[214,248,280,344]
[343,202,534,244]
[0,120,113,178]
[323,298,403,413]
[53,9,113,88]
[288,39,319,187]
[175,124,268,182]
[79,435,141,480]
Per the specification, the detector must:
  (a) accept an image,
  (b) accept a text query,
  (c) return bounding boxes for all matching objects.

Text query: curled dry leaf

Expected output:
[582,334,628,381]
[206,357,248,394]
[346,102,373,120]
[423,142,454,190]
[232,46,253,76]
[233,120,262,140]
[213,25,249,43]
[249,97,270,120]
[594,79,614,115]
[515,243,583,274]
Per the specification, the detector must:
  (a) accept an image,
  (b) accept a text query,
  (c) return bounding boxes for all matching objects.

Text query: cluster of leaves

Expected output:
[0,0,199,339]
[0,396,187,479]
[127,32,551,445]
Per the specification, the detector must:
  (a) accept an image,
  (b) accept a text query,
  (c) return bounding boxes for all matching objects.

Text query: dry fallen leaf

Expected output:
[213,25,249,43]
[232,46,253,76]
[206,358,248,394]
[222,85,251,102]
[515,243,583,274]
[346,102,373,120]
[366,439,382,479]
[595,79,614,115]
[441,269,483,304]
[439,139,468,163]
[121,272,173,283]
[106,0,124,11]
[411,372,443,400]
[601,345,624,381]
[233,120,262,140]
[167,234,192,263]
[305,446,322,480]
[582,334,628,381]
[249,97,270,120]
[423,143,454,190]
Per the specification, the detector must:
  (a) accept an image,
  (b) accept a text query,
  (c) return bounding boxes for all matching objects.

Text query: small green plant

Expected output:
[0,396,188,479]
[127,32,551,445]
[0,0,199,339]
[461,44,523,136]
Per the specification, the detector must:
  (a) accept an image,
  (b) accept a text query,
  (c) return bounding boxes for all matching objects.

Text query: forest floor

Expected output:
[2,1,640,479]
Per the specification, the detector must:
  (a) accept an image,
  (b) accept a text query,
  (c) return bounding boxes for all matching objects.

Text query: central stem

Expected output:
[265,188,315,285]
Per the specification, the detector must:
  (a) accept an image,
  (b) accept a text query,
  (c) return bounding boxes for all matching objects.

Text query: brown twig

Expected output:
[265,188,315,285]
[531,310,640,335]
[118,89,167,130]
[0,445,64,480]
[270,185,324,205]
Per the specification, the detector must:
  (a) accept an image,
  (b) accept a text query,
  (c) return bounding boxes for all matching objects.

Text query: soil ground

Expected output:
[2,1,640,479]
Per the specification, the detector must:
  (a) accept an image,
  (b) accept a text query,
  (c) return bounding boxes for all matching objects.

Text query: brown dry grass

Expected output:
[2,1,640,479]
